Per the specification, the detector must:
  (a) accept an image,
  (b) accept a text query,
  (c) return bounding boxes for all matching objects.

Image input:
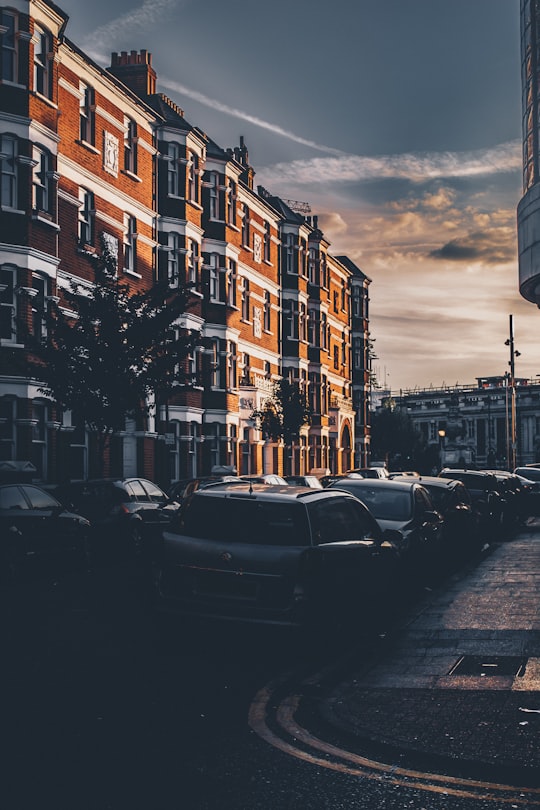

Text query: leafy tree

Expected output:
[370,400,427,471]
[25,240,198,474]
[251,379,312,473]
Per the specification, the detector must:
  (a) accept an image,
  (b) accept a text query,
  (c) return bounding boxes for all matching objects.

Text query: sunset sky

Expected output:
[61,0,534,392]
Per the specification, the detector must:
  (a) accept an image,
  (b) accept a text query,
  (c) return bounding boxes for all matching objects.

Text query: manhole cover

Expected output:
[448,655,527,677]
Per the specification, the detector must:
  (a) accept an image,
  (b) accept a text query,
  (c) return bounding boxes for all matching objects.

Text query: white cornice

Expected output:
[0,243,60,274]
[58,154,154,225]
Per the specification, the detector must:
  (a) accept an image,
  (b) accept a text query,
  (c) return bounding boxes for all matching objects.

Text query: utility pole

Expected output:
[505,314,520,470]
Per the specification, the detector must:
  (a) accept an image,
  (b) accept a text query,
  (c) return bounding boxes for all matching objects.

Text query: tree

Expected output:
[370,400,427,471]
[25,240,198,474]
[251,379,312,473]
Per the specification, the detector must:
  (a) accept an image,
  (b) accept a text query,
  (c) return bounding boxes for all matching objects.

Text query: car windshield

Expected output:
[180,495,310,546]
[336,485,412,521]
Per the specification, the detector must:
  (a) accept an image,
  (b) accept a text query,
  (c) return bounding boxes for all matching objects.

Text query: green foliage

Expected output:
[251,379,311,445]
[370,406,425,466]
[25,242,198,449]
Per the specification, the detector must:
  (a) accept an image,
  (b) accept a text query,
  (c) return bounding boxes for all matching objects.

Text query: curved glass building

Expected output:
[518,0,540,305]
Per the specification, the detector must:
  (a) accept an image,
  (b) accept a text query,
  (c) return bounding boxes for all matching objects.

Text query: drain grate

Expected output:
[448,655,527,677]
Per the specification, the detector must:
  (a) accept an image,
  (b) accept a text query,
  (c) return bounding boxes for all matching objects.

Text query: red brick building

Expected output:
[0,0,371,485]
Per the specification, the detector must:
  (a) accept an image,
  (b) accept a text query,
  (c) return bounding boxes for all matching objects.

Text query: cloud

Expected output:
[316,212,348,235]
[82,0,183,58]
[257,141,521,186]
[430,227,517,264]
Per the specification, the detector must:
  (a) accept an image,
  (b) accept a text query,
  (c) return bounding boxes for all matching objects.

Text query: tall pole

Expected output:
[507,315,517,471]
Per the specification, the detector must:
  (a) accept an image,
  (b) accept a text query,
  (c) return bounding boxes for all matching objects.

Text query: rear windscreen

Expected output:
[179,496,310,546]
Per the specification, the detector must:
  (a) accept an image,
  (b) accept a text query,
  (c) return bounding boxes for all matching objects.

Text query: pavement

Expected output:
[319,518,540,787]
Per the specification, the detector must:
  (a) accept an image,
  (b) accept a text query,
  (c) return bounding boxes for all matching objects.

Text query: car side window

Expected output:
[0,486,29,510]
[126,480,150,501]
[23,485,59,510]
[141,480,167,503]
[310,498,372,544]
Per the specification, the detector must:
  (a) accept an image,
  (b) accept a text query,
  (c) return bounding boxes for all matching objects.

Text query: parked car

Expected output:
[483,470,532,529]
[327,478,445,572]
[154,483,400,629]
[0,483,90,586]
[320,473,363,487]
[391,475,481,557]
[55,478,180,562]
[284,475,323,489]
[168,475,242,504]
[388,471,420,479]
[239,474,288,485]
[513,468,540,516]
[438,469,508,538]
[347,467,390,479]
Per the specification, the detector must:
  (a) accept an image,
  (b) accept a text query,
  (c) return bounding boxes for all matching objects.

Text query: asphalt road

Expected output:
[1,561,533,810]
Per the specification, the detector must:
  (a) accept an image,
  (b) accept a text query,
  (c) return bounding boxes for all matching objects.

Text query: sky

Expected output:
[59,0,536,393]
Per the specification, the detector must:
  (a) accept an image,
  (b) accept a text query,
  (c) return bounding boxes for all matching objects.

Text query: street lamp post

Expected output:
[438,428,446,471]
[505,314,521,471]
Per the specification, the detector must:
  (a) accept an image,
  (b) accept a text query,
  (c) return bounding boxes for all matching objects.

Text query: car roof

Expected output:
[191,483,357,503]
[393,475,461,489]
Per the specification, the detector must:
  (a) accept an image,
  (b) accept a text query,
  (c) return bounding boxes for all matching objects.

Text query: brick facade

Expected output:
[0,0,371,486]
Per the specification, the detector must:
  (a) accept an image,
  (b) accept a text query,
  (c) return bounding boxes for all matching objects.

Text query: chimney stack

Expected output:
[108,50,157,98]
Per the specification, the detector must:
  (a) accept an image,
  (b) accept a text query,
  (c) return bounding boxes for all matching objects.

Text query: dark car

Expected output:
[56,478,180,562]
[438,469,507,539]
[154,483,400,629]
[347,467,390,479]
[284,475,323,489]
[392,475,481,557]
[513,468,540,516]
[0,483,90,585]
[239,474,288,485]
[327,478,445,571]
[168,475,242,504]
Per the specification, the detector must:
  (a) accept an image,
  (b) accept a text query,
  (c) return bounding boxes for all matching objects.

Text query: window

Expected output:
[240,277,250,321]
[226,259,237,307]
[187,239,199,286]
[321,312,328,350]
[333,344,339,370]
[240,353,250,385]
[263,290,271,331]
[31,274,48,339]
[34,25,52,99]
[308,248,317,284]
[241,203,250,246]
[208,254,220,302]
[1,10,18,83]
[123,215,137,272]
[0,265,17,341]
[187,152,199,203]
[78,189,94,247]
[209,338,221,388]
[0,397,16,461]
[0,134,17,209]
[263,222,271,261]
[208,172,224,220]
[79,83,95,144]
[308,309,318,346]
[353,337,363,370]
[320,255,328,288]
[167,232,180,287]
[299,303,307,342]
[227,178,236,225]
[227,341,237,389]
[32,146,54,214]
[124,117,137,175]
[284,233,295,274]
[167,142,180,196]
[31,401,47,479]
[284,299,299,340]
